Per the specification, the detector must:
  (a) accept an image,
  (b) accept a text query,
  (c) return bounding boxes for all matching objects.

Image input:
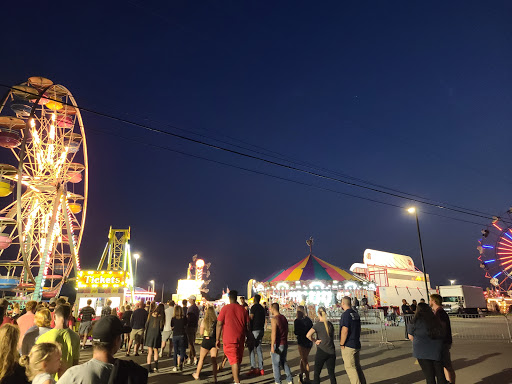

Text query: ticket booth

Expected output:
[75,270,133,316]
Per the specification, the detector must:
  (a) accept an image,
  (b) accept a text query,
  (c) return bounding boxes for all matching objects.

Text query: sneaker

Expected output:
[158,351,162,358]
[172,367,178,372]
[81,346,85,350]
[194,358,198,365]
[134,353,140,357]
[153,368,159,373]
[260,369,265,376]
[186,358,192,365]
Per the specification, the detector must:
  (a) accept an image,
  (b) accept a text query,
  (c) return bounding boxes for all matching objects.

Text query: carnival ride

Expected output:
[0,76,87,301]
[478,209,512,293]
[173,255,212,302]
[75,228,137,308]
[252,238,373,305]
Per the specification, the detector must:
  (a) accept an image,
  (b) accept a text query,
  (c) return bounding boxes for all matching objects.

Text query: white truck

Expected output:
[438,285,486,314]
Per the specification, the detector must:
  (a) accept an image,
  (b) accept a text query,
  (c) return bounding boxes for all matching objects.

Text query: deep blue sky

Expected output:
[1,1,511,298]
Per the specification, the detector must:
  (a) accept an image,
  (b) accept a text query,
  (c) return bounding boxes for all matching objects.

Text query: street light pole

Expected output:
[408,208,429,298]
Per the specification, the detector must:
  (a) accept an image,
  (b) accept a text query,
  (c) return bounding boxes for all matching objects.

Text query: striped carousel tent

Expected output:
[263,254,362,283]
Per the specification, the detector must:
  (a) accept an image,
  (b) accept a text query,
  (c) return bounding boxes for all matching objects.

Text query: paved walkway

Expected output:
[78,339,512,383]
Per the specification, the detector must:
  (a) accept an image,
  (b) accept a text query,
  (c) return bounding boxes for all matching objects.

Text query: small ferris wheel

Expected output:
[478,209,512,293]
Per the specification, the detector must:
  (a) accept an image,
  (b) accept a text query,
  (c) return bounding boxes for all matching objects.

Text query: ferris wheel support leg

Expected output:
[33,190,63,302]
[62,194,80,277]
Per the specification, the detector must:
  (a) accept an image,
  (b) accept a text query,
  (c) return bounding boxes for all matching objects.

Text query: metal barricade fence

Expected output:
[378,312,512,343]
[272,308,512,345]
[282,308,395,348]
[448,314,512,341]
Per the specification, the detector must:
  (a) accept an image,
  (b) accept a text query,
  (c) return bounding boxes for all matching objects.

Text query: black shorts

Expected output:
[201,336,216,350]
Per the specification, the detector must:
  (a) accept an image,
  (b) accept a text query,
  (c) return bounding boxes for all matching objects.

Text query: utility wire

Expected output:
[0,83,497,222]
[87,126,488,227]
[115,109,494,218]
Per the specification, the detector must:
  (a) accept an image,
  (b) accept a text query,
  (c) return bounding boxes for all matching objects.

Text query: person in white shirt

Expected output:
[160,300,175,358]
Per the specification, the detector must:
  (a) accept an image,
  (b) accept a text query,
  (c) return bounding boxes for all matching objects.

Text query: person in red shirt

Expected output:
[216,290,251,384]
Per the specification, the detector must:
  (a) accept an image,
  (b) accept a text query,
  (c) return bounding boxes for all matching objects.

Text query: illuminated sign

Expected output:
[177,278,203,297]
[77,270,130,289]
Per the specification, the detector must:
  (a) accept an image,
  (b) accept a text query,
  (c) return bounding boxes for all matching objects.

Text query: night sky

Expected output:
[1,1,511,299]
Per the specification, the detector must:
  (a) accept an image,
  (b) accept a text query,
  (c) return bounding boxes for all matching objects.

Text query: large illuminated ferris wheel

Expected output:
[478,209,512,293]
[0,76,87,301]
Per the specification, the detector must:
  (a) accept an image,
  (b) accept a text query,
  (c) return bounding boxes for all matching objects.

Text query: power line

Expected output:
[0,83,497,222]
[88,127,488,227]
[114,109,494,218]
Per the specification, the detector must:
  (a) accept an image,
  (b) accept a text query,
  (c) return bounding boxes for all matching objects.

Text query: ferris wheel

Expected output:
[0,76,87,301]
[478,209,512,293]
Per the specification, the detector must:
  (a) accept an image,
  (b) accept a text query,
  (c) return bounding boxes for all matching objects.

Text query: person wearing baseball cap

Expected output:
[59,315,148,383]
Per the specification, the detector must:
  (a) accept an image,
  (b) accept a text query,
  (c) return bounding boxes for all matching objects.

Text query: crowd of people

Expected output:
[0,291,455,384]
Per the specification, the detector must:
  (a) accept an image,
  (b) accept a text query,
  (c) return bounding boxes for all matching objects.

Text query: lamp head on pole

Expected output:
[134,253,140,260]
[407,207,416,214]
[449,279,456,285]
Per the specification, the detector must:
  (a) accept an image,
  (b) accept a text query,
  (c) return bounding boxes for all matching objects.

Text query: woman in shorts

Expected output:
[295,305,314,383]
[192,306,218,382]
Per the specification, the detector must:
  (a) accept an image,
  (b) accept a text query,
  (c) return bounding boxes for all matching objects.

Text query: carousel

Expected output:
[250,238,376,306]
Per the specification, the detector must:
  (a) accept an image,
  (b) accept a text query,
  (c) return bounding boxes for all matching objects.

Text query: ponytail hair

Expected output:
[317,307,331,337]
[20,342,61,380]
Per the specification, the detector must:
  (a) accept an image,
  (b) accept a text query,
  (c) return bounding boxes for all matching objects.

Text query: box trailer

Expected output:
[438,285,486,314]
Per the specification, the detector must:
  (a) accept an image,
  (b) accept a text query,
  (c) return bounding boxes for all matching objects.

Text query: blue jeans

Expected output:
[172,335,186,366]
[250,330,264,370]
[271,344,293,384]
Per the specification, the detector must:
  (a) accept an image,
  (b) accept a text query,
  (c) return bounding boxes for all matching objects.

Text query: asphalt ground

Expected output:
[77,338,512,384]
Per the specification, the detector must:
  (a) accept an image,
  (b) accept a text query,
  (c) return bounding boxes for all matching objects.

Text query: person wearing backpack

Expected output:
[58,315,148,384]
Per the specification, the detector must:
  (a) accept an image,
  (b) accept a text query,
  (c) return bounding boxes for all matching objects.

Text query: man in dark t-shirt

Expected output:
[401,299,414,339]
[340,296,366,384]
[410,299,418,313]
[78,299,96,349]
[127,302,148,356]
[186,296,200,364]
[431,294,455,384]
[248,294,265,375]
[101,299,112,318]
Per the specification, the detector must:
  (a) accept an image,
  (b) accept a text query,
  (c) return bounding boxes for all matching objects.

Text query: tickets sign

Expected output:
[77,270,129,288]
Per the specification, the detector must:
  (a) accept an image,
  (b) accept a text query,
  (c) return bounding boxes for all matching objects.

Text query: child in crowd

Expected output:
[20,342,61,384]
